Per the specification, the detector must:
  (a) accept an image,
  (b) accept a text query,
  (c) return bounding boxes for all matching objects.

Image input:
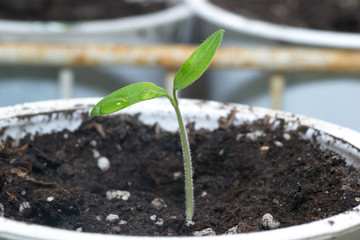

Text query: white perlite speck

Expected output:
[193,228,216,236]
[236,133,244,141]
[155,218,164,226]
[262,213,281,230]
[246,132,258,141]
[90,140,97,147]
[225,225,241,234]
[173,171,183,180]
[106,214,119,222]
[260,146,270,151]
[92,149,100,159]
[185,220,195,227]
[274,141,284,147]
[283,133,291,140]
[19,202,30,213]
[151,198,167,210]
[97,157,110,171]
[47,196,54,202]
[106,190,131,201]
[119,220,127,225]
[149,215,163,226]
[201,191,208,197]
[0,203,4,217]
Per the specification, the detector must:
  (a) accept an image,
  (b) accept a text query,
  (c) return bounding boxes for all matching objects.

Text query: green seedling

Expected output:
[91,30,224,221]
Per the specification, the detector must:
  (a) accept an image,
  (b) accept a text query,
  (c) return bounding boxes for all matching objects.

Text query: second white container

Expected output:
[185,0,360,133]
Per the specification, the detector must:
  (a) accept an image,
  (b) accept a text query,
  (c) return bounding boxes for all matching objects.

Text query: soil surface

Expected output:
[0,0,171,21]
[210,0,360,33]
[1,112,360,236]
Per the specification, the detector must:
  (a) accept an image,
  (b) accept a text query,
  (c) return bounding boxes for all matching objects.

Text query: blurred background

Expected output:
[0,0,359,132]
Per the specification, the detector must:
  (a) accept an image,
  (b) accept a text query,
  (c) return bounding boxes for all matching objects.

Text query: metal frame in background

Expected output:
[1,42,360,109]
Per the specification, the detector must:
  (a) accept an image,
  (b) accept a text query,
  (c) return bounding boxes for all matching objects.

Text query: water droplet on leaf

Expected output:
[101,97,129,114]
[139,90,158,100]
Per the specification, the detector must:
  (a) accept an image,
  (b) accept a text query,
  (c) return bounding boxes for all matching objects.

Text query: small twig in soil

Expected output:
[225,108,237,127]
[34,147,61,168]
[9,168,67,192]
[5,191,19,203]
[83,122,106,138]
[2,144,28,155]
[220,107,237,128]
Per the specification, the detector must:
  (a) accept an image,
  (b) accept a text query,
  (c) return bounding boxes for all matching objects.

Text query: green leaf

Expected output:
[91,82,170,116]
[173,29,224,91]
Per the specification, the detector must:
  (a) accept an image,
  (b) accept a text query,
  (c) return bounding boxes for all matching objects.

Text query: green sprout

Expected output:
[91,30,224,221]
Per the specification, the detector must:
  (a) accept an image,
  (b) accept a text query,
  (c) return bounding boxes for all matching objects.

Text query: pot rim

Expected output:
[0,3,190,35]
[185,0,360,49]
[0,98,360,240]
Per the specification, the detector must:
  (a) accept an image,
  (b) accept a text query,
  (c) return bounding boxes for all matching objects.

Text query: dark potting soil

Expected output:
[0,0,170,21]
[0,112,360,236]
[210,0,360,33]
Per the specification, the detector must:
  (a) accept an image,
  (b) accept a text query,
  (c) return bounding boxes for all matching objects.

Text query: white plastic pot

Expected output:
[186,0,360,49]
[0,1,192,44]
[0,1,193,108]
[1,98,360,240]
[185,0,360,133]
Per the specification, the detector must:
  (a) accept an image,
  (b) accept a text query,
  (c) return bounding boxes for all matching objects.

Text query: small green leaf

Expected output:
[91,82,169,116]
[173,29,224,91]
